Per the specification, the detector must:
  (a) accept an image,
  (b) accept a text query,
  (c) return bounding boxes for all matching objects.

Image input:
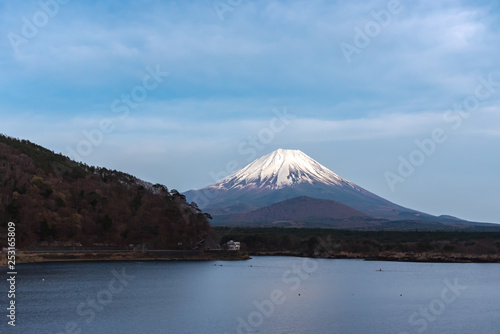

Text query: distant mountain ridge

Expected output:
[185,149,495,228]
[186,149,438,221]
[217,196,368,223]
[211,196,499,230]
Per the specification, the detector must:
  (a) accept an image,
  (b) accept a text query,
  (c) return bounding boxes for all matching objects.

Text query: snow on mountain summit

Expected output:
[210,149,359,190]
[184,149,439,221]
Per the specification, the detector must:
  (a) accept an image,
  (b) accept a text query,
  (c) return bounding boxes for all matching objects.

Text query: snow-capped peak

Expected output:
[210,149,358,190]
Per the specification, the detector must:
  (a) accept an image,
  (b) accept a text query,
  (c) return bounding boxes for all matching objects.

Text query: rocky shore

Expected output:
[1,250,250,266]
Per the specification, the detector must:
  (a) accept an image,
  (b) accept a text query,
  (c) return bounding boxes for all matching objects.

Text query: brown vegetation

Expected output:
[0,134,211,249]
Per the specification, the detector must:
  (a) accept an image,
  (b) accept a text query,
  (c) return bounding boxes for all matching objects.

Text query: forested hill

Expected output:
[0,134,211,249]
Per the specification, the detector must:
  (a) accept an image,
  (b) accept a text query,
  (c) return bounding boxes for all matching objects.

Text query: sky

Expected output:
[0,0,499,223]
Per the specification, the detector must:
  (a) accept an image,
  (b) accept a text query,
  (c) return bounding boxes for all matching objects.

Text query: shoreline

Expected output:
[1,250,251,267]
[249,250,500,263]
[3,250,500,266]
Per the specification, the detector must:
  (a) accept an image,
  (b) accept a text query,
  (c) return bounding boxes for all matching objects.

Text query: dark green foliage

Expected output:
[39,220,56,241]
[443,244,455,251]
[5,198,20,222]
[129,193,142,215]
[100,214,113,233]
[214,227,500,257]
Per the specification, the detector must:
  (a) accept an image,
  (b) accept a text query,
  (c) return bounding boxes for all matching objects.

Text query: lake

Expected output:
[1,257,499,333]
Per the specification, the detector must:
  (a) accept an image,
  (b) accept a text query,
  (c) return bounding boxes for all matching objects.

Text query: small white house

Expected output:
[226,240,241,251]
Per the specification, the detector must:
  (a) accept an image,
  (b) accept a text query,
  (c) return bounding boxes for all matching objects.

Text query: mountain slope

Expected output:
[220,196,368,222]
[0,134,211,248]
[185,149,452,222]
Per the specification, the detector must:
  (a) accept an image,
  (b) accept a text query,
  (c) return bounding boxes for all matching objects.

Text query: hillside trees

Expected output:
[0,134,210,249]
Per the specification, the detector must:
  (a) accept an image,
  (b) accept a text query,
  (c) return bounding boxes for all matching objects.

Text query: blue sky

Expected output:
[0,0,499,223]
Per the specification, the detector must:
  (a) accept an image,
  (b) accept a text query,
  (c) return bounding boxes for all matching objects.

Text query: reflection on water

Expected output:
[1,257,499,334]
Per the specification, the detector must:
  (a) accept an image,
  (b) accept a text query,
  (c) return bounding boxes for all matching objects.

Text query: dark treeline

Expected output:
[0,134,211,249]
[215,227,500,261]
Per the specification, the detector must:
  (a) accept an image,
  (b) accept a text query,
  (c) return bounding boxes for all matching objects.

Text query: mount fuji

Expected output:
[184,149,465,226]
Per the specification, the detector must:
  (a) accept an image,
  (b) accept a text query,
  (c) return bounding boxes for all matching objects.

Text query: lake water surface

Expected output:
[1,257,499,333]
